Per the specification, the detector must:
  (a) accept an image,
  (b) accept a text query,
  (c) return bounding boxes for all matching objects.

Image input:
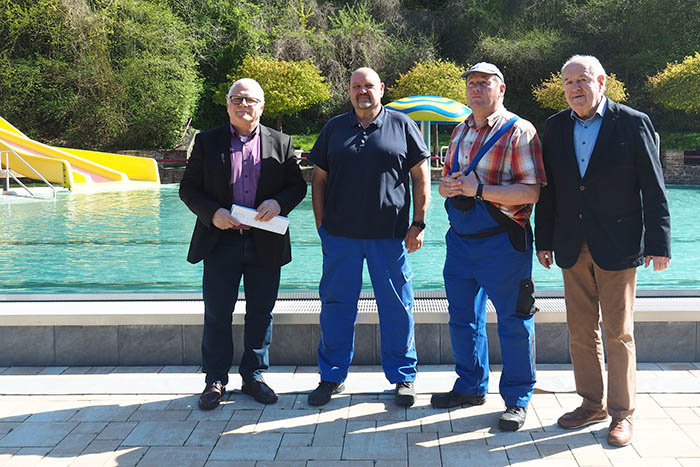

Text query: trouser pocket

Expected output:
[515,278,538,318]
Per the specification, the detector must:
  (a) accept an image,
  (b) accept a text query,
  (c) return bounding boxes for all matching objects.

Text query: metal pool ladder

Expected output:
[1,149,56,199]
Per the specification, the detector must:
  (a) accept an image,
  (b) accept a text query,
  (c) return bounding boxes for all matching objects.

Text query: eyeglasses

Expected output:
[228,95,262,106]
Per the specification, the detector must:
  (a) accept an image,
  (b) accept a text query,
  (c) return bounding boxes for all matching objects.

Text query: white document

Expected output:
[230,204,289,235]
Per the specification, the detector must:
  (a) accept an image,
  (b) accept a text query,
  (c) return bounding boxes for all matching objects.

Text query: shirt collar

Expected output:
[570,96,607,123]
[351,106,386,128]
[229,123,259,141]
[465,106,508,129]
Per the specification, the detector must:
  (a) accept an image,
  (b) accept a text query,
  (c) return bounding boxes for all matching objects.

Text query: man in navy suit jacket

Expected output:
[180,78,306,410]
[535,55,671,446]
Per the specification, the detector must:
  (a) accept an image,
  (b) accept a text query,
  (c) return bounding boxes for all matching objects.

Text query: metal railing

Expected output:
[1,149,56,198]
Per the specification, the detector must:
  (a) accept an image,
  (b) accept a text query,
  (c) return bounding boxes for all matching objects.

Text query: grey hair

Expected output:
[561,55,607,91]
[227,78,265,103]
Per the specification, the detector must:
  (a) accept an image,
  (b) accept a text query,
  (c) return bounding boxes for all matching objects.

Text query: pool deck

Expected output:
[2,292,700,366]
[0,363,699,466]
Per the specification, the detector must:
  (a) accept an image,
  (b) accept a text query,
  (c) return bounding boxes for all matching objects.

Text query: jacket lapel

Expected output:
[216,125,233,207]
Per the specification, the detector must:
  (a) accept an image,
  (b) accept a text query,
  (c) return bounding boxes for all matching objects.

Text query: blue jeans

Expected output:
[317,226,417,383]
[202,232,281,386]
[443,201,536,407]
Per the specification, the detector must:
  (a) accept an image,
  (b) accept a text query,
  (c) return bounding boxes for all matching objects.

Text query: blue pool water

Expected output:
[2,184,698,294]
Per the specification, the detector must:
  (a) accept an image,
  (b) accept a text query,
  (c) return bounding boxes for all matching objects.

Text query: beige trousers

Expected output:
[561,243,637,419]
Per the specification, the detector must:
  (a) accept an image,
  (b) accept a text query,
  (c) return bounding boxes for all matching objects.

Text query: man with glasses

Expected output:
[307,67,430,407]
[180,78,306,410]
[432,63,546,431]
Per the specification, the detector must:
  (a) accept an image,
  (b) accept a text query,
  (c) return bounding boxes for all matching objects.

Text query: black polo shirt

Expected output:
[310,108,429,239]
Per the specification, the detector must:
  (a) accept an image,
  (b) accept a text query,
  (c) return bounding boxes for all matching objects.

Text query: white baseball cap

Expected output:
[460,62,504,82]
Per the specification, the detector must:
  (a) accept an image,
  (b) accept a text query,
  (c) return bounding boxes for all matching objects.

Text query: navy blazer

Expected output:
[535,100,671,271]
[180,124,307,267]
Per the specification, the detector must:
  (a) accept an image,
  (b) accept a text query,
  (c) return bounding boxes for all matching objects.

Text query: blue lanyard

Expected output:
[450,116,520,176]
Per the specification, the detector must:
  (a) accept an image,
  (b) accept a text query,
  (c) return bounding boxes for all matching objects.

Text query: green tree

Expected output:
[533,72,628,111]
[165,0,268,129]
[647,53,700,114]
[387,59,466,103]
[471,28,572,119]
[221,55,331,131]
[0,0,201,149]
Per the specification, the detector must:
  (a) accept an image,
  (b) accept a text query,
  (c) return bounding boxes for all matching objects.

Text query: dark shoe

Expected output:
[308,381,345,406]
[430,390,486,409]
[499,406,527,431]
[395,382,416,407]
[558,406,609,429]
[241,379,278,405]
[607,416,633,446]
[198,381,225,410]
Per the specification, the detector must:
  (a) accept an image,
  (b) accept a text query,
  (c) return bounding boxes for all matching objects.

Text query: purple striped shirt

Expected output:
[229,124,261,209]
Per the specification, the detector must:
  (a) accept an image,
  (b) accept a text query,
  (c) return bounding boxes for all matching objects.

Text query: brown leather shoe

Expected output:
[557,406,608,429]
[608,417,633,446]
[198,381,225,410]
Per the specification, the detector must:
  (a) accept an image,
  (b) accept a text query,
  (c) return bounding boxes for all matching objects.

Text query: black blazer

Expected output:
[535,100,671,271]
[179,124,307,267]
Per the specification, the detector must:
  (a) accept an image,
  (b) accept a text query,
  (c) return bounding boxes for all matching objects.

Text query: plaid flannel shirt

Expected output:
[442,108,546,226]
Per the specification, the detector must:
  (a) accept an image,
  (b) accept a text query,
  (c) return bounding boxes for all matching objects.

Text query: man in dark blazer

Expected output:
[535,55,671,446]
[180,78,306,410]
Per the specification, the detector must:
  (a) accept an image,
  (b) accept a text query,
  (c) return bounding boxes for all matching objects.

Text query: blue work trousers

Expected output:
[444,201,536,407]
[317,225,417,384]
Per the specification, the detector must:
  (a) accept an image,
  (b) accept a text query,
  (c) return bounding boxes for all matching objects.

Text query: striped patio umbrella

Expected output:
[385,95,470,123]
[385,95,471,157]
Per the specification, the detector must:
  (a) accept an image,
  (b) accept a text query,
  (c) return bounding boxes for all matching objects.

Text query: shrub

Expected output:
[220,55,331,131]
[0,0,201,149]
[533,72,628,111]
[647,52,700,114]
[387,59,466,103]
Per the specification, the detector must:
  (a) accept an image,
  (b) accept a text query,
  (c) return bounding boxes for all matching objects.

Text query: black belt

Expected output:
[454,225,508,238]
[226,228,252,236]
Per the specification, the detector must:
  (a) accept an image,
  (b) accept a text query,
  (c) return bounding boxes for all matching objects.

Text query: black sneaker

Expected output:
[430,390,486,409]
[241,379,278,405]
[308,381,345,406]
[499,406,527,431]
[395,382,416,407]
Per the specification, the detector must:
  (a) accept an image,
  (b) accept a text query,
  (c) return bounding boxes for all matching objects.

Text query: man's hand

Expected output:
[212,207,242,230]
[255,199,281,222]
[405,226,424,253]
[537,250,553,269]
[439,171,478,198]
[645,255,670,271]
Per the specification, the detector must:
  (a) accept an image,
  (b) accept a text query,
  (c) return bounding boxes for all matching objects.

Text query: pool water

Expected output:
[2,184,698,294]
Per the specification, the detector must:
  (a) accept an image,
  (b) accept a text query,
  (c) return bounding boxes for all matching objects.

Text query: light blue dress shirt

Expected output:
[571,97,607,178]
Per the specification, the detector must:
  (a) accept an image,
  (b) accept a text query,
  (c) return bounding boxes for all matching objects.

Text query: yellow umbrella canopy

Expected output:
[385,95,471,122]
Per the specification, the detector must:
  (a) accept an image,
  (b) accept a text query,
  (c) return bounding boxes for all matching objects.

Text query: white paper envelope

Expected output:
[230,204,289,235]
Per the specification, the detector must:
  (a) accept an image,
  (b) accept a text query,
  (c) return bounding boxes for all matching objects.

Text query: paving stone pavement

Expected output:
[0,364,698,466]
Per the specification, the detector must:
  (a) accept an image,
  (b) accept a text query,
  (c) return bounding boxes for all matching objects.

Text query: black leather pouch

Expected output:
[446,196,476,213]
[515,278,538,318]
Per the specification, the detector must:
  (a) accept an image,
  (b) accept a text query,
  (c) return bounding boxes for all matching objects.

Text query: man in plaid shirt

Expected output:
[431,63,547,431]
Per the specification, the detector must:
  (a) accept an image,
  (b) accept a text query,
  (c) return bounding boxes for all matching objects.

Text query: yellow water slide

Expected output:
[0,116,160,190]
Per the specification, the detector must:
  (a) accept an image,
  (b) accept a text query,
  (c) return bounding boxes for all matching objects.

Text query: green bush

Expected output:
[219,55,330,132]
[532,72,628,111]
[0,0,201,149]
[388,59,467,103]
[648,52,700,114]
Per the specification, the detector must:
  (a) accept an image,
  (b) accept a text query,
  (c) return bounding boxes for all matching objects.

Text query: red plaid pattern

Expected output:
[442,108,546,226]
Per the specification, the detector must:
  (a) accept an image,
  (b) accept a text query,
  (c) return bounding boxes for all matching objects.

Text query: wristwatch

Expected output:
[474,183,484,201]
[411,221,426,231]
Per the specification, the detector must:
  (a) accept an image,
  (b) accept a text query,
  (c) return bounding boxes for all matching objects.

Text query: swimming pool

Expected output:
[2,184,698,294]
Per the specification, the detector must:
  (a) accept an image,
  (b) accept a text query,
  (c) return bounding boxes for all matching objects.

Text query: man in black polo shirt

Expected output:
[307,67,431,407]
